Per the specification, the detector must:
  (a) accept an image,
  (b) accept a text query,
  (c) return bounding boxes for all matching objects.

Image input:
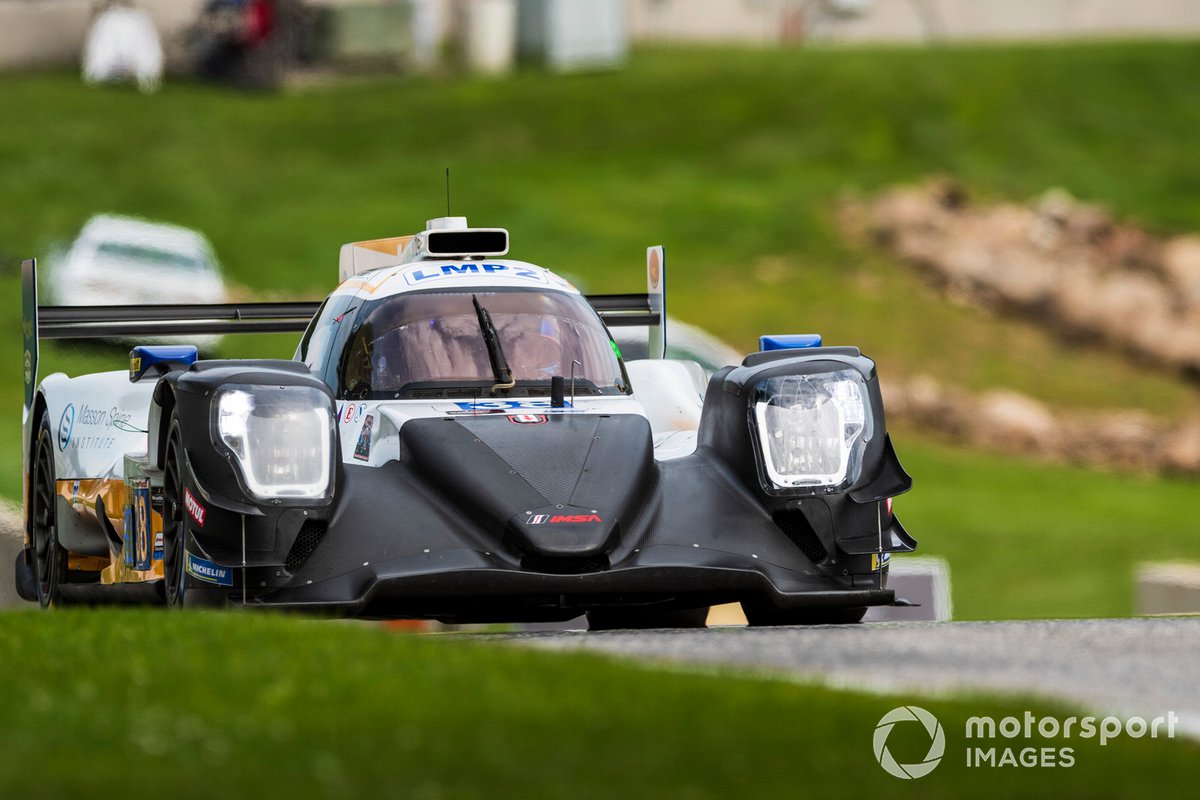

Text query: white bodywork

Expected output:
[31,372,156,483]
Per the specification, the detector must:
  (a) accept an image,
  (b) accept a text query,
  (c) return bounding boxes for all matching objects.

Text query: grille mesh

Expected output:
[285,521,327,570]
[772,511,828,564]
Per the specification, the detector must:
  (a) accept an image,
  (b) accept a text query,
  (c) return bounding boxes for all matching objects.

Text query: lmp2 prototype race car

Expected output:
[16,216,915,627]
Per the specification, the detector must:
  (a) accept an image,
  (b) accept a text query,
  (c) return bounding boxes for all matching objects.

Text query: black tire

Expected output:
[161,415,189,608]
[587,606,710,631]
[30,415,67,608]
[742,602,867,627]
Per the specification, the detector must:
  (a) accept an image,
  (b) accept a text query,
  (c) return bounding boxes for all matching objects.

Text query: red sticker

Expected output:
[509,414,548,425]
[184,488,206,527]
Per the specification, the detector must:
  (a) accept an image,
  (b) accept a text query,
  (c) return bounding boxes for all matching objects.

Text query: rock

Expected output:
[1162,418,1200,473]
[1162,236,1200,304]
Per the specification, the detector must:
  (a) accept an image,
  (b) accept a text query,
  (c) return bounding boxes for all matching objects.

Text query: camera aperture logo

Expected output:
[873,706,946,779]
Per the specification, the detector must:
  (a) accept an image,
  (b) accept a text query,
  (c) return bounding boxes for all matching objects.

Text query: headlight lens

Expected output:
[750,370,873,495]
[216,386,334,500]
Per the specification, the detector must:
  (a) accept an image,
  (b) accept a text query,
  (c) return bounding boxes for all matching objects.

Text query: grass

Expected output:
[2,42,1200,619]
[894,436,1200,619]
[0,610,1195,798]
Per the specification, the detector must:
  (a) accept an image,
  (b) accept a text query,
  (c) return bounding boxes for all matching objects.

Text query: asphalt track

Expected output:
[510,618,1200,738]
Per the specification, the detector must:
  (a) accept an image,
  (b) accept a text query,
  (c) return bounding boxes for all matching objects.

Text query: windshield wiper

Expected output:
[472,295,515,394]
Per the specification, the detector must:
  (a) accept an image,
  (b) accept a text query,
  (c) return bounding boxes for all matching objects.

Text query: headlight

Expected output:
[749,370,873,495]
[215,386,334,501]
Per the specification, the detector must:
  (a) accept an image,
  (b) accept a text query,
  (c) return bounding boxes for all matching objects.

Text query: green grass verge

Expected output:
[895,436,1200,619]
[0,610,1195,798]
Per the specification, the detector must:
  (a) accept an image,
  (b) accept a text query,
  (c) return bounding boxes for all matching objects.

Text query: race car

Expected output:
[15,216,915,627]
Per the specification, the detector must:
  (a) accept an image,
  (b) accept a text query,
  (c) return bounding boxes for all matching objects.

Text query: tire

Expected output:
[742,602,867,627]
[587,606,710,631]
[161,414,189,608]
[30,415,67,608]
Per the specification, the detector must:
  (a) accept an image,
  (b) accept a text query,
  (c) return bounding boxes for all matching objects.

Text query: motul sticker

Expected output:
[527,514,602,525]
[184,488,206,527]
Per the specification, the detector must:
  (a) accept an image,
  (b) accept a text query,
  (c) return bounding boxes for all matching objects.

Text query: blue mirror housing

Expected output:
[759,334,823,352]
[130,345,199,383]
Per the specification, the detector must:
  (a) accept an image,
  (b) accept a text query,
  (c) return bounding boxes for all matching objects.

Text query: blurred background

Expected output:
[2,0,1199,619]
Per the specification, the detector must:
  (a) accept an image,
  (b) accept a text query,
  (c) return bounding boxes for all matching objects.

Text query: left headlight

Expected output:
[749,369,873,495]
[214,385,334,501]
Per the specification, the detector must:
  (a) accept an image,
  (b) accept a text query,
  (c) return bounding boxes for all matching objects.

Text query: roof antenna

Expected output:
[445,167,451,217]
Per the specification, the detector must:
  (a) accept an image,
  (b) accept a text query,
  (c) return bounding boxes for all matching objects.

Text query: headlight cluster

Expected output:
[749,369,873,495]
[215,386,334,501]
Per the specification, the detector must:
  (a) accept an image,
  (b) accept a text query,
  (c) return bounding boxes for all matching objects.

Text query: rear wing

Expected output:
[21,258,661,410]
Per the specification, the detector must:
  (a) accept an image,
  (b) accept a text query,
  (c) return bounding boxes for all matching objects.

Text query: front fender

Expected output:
[33,371,156,482]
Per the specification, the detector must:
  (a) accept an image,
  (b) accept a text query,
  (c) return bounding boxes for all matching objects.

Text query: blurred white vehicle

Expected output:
[50,215,225,305]
[48,215,227,347]
[612,317,741,374]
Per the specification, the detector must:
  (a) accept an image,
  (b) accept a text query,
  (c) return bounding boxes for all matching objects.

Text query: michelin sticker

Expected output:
[186,552,233,586]
[402,263,547,286]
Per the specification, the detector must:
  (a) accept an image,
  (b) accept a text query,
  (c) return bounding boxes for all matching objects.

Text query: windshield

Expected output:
[341,289,628,399]
[95,241,209,272]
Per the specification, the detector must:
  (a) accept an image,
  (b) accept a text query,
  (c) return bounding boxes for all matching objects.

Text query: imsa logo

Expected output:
[527,514,603,525]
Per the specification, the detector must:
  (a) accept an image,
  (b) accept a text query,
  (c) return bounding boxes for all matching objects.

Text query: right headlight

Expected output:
[214,385,334,501]
[749,369,873,495]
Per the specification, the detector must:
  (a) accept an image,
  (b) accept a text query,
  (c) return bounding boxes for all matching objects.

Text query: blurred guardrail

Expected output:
[1138,562,1200,616]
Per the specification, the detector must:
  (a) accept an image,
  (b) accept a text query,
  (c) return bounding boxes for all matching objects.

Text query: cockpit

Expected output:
[339,288,629,399]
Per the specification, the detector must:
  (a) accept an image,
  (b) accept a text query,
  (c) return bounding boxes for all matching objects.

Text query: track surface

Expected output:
[512,618,1200,736]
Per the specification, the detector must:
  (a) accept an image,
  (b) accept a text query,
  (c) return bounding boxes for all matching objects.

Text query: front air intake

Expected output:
[285,520,327,570]
[772,511,828,564]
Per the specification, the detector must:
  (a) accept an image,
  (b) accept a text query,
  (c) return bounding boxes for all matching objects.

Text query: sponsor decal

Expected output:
[508,414,547,425]
[132,481,153,571]
[24,349,32,388]
[871,552,891,571]
[129,355,142,380]
[453,399,572,413]
[184,488,206,527]
[402,263,546,286]
[339,402,367,424]
[353,414,375,461]
[527,514,603,525]
[153,530,164,560]
[57,404,75,450]
[186,551,233,587]
[56,404,134,452]
[648,247,661,290]
[76,404,133,429]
